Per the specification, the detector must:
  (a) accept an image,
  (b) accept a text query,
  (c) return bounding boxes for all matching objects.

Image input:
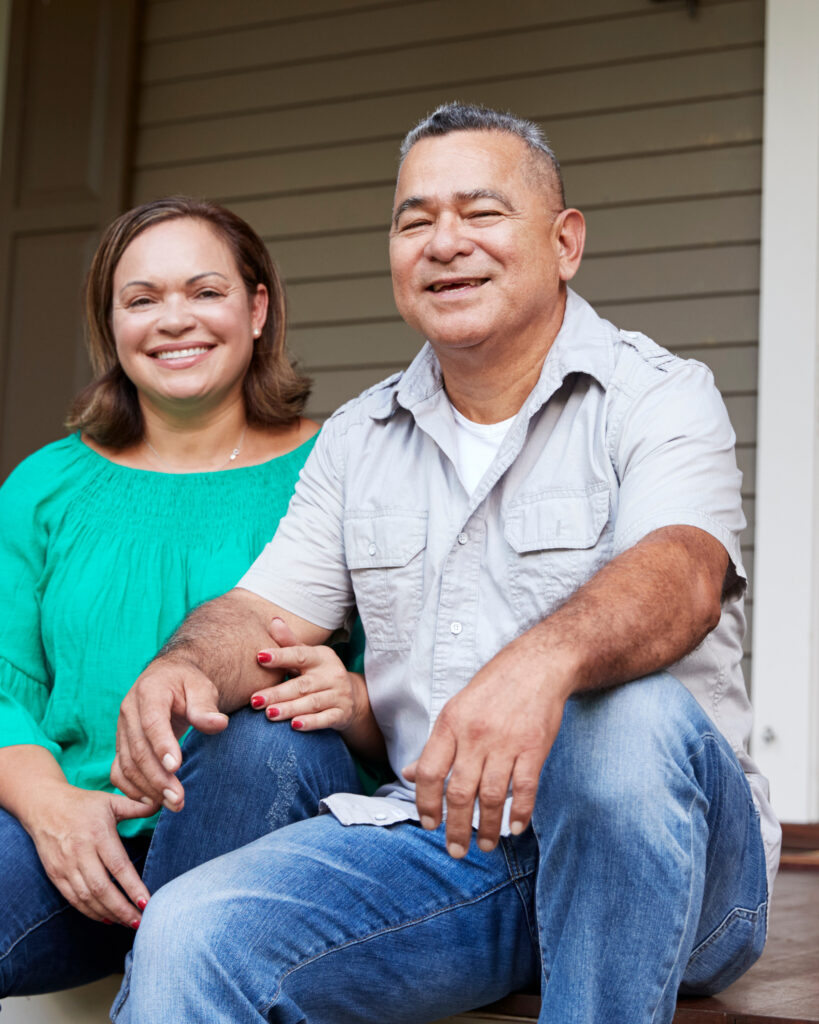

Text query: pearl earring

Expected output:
[253,328,260,338]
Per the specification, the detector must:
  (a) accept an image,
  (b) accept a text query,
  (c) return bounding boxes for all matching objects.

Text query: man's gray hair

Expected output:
[399,102,566,209]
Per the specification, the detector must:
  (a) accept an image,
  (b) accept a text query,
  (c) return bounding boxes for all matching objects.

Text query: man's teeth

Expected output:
[153,347,210,360]
[430,279,484,292]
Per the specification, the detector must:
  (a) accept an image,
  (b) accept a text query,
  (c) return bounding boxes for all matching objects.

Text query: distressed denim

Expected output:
[112,674,768,1024]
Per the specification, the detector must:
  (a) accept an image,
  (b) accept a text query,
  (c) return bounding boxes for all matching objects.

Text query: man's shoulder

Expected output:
[608,324,716,400]
[322,370,406,435]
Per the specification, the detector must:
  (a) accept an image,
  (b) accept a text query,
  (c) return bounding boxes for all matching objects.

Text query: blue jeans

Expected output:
[0,814,149,997]
[112,674,769,1024]
[0,711,359,1000]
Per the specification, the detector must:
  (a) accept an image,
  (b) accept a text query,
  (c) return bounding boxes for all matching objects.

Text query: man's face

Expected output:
[389,131,572,358]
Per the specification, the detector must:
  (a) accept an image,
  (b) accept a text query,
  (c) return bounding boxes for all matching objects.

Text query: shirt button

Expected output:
[374,812,387,821]
[450,621,462,635]
[368,542,376,556]
[457,532,468,545]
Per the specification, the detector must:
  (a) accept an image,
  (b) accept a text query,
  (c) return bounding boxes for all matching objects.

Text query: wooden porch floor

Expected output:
[445,868,818,1024]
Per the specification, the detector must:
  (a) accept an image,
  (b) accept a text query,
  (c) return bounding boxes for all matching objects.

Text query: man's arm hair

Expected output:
[156,587,332,713]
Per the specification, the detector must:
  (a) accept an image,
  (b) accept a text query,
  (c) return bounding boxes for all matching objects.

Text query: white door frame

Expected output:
[751,0,819,822]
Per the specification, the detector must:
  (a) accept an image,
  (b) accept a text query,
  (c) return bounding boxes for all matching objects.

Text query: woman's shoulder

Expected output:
[1,434,91,501]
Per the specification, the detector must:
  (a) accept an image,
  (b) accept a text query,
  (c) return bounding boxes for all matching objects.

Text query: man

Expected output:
[110,104,779,1024]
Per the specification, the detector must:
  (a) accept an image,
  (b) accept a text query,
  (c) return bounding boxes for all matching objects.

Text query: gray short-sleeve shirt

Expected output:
[239,289,780,892]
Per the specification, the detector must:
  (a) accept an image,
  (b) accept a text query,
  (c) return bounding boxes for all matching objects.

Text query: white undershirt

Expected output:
[450,404,516,495]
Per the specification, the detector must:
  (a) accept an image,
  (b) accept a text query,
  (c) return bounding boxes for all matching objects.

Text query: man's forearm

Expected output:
[156,588,331,713]
[517,524,728,698]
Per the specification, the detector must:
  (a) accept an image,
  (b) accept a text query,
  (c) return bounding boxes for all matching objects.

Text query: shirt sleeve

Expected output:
[0,463,61,757]
[611,359,746,594]
[237,418,355,630]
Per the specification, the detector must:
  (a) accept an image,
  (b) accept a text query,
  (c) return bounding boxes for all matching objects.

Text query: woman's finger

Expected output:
[277,708,344,732]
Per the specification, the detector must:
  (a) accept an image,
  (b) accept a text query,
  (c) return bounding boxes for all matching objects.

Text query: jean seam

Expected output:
[500,837,539,950]
[259,872,530,1016]
[0,902,72,962]
[649,783,700,1023]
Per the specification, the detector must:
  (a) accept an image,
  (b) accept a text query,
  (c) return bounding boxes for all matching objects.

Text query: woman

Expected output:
[0,197,375,997]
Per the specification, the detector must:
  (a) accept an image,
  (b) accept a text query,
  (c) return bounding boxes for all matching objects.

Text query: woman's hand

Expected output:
[21,779,155,927]
[252,618,366,732]
[252,618,387,761]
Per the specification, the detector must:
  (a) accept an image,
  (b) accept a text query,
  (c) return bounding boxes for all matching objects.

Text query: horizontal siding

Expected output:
[132,93,762,200]
[138,0,762,121]
[135,46,763,165]
[133,0,763,636]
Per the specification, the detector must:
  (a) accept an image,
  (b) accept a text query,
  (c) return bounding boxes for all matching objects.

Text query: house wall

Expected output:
[133,0,764,684]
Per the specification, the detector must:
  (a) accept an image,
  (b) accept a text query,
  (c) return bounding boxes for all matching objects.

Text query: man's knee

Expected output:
[534,673,709,832]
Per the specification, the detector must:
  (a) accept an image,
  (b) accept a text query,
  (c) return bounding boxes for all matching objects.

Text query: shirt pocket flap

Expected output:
[344,513,428,569]
[504,485,610,553]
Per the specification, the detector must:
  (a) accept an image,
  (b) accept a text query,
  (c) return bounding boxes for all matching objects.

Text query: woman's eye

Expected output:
[126,296,153,308]
[196,288,222,299]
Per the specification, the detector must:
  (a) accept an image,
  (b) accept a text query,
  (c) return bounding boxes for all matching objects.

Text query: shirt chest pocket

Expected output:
[344,512,428,652]
[504,484,612,630]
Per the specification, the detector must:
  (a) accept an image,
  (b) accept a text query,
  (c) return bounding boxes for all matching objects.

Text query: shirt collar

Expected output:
[369,288,616,421]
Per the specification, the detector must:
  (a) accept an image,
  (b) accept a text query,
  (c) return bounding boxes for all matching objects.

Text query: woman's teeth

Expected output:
[153,347,210,360]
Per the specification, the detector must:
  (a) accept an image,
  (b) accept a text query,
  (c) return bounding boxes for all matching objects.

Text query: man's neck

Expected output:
[436,295,567,424]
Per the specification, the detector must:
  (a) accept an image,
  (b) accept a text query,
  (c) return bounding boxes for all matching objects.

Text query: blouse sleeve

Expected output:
[0,458,61,757]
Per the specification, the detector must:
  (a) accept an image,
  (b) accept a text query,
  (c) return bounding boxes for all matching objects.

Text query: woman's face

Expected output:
[110,217,268,417]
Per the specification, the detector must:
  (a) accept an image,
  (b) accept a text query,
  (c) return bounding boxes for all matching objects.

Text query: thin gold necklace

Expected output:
[144,425,247,472]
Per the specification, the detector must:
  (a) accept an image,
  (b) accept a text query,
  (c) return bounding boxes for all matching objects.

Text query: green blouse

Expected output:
[0,432,319,837]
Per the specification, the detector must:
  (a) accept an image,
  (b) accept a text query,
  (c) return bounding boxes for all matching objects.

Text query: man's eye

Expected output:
[469,210,502,220]
[400,219,431,232]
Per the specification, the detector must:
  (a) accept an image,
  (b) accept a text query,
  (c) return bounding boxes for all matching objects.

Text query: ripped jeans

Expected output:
[141,709,363,894]
[113,674,769,1024]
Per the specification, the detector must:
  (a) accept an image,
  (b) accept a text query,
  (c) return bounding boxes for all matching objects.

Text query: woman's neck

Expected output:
[140,400,248,472]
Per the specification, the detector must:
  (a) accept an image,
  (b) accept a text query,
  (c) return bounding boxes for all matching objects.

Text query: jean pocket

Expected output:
[504,484,611,628]
[681,900,768,995]
[345,511,427,651]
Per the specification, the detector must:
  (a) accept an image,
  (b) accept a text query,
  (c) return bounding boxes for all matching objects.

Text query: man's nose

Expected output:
[423,214,474,262]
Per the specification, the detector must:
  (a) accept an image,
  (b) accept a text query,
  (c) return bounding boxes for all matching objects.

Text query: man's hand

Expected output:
[404,638,570,858]
[22,780,155,926]
[405,525,728,859]
[111,655,228,810]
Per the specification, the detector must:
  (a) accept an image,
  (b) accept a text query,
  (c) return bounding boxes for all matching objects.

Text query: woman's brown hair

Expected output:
[67,196,311,446]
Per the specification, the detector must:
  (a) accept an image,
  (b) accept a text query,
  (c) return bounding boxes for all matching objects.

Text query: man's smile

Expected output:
[426,277,489,293]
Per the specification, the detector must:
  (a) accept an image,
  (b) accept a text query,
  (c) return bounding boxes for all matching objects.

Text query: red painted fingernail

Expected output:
[130,919,140,930]
[257,651,272,664]
[102,918,113,925]
[136,897,148,910]
[250,695,265,708]
[266,706,280,719]
[292,719,304,730]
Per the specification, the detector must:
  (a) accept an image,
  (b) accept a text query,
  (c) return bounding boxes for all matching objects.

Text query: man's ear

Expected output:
[554,208,586,283]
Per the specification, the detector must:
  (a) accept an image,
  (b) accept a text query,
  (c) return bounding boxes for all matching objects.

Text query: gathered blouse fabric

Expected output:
[0,432,318,838]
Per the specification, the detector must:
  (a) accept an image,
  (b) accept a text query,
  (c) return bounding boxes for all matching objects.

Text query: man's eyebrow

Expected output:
[392,189,516,227]
[392,196,426,228]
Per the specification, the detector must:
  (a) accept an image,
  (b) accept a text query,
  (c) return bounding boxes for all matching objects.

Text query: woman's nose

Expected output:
[156,295,196,334]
